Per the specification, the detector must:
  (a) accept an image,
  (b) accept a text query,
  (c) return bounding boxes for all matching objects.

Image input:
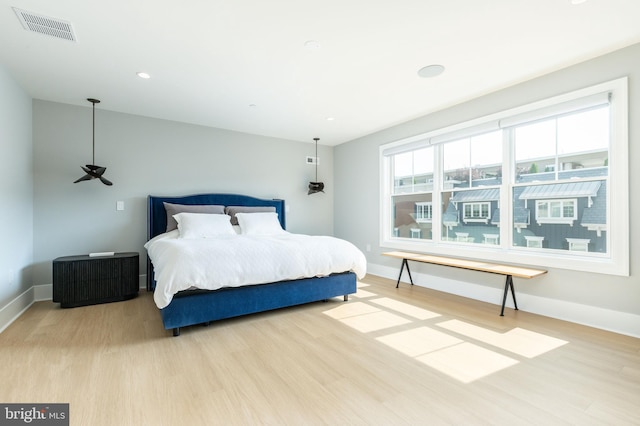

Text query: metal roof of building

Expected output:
[450,188,500,203]
[518,181,601,200]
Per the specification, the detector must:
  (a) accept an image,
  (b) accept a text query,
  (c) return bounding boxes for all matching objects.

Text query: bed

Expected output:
[146,193,365,336]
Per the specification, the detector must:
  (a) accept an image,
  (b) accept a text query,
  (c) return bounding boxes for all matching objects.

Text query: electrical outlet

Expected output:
[116,201,124,211]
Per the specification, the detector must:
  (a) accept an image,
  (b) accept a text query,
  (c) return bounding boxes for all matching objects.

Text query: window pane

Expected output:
[515,119,557,181]
[442,191,499,244]
[444,132,501,190]
[391,194,433,240]
[393,147,434,194]
[563,202,574,218]
[443,138,470,188]
[513,180,607,253]
[557,106,609,173]
[414,147,434,175]
[393,152,413,194]
[470,131,502,186]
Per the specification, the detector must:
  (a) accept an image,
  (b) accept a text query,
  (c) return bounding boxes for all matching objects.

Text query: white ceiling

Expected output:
[1,0,639,146]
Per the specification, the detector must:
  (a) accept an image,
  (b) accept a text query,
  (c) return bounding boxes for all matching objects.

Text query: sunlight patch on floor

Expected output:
[322,302,380,320]
[339,311,412,333]
[324,285,569,384]
[376,327,462,357]
[370,298,441,320]
[437,319,568,358]
[416,342,519,384]
[352,288,377,298]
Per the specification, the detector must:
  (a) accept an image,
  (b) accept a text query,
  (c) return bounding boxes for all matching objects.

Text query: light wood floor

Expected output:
[1,275,639,425]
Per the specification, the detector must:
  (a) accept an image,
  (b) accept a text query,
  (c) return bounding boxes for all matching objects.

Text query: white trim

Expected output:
[0,287,36,334]
[367,263,640,338]
[34,284,52,301]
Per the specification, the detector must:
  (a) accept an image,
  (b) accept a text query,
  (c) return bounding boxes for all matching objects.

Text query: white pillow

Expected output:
[174,213,235,239]
[236,212,285,235]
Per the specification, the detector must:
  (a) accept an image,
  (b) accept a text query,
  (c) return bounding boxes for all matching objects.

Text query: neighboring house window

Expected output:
[380,78,629,276]
[415,202,433,223]
[535,199,577,225]
[567,238,590,252]
[463,202,491,222]
[525,236,545,248]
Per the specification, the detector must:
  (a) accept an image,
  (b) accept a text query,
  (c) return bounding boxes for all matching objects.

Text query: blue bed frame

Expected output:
[147,193,357,336]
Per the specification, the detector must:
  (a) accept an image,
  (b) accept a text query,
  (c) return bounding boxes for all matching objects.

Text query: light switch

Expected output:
[116,201,124,211]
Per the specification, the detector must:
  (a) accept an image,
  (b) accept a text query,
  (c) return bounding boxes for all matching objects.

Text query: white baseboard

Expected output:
[368,263,640,338]
[34,283,52,301]
[0,275,148,334]
[0,287,36,334]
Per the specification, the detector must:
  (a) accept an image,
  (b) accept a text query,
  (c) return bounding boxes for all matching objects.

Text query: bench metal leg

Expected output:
[500,275,518,316]
[396,258,414,288]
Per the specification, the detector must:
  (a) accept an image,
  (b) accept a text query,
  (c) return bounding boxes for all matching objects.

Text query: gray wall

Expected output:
[32,101,333,285]
[0,65,33,307]
[335,43,639,319]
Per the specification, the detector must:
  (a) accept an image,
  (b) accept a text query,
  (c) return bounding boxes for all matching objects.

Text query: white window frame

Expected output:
[379,77,629,276]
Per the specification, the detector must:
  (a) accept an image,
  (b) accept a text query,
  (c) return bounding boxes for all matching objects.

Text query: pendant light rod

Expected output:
[87,98,100,165]
[307,137,324,195]
[314,137,319,181]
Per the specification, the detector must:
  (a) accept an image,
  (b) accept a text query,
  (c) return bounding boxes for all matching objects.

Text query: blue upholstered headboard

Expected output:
[146,193,285,290]
[147,193,286,239]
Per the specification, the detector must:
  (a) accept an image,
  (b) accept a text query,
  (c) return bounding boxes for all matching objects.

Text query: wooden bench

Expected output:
[383,251,547,316]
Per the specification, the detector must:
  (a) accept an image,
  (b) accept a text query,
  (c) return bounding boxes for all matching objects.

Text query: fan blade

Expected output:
[74,174,93,183]
[75,165,112,185]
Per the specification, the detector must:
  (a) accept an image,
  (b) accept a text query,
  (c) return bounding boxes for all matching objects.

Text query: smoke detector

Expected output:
[13,8,77,42]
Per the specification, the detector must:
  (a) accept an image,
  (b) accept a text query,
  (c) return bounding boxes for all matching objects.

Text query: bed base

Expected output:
[161,271,357,336]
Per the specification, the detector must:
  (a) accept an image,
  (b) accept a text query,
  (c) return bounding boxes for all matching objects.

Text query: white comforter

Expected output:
[145,230,367,309]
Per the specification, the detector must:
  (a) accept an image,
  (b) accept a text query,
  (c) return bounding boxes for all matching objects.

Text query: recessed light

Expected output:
[417,64,445,78]
[136,72,151,79]
[304,40,320,49]
[326,117,335,121]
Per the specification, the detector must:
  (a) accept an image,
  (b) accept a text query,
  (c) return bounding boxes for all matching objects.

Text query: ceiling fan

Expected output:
[74,98,113,186]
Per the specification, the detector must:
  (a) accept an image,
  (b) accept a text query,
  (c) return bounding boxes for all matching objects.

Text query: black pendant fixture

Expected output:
[308,137,324,195]
[74,98,113,186]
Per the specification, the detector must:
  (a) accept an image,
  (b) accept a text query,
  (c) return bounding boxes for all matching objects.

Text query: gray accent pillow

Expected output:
[164,202,225,232]
[224,206,276,225]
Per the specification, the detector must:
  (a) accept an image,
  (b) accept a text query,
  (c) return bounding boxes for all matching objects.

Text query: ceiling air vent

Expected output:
[13,8,77,42]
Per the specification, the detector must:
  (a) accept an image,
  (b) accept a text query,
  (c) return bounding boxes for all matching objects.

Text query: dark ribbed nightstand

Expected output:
[53,252,139,308]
